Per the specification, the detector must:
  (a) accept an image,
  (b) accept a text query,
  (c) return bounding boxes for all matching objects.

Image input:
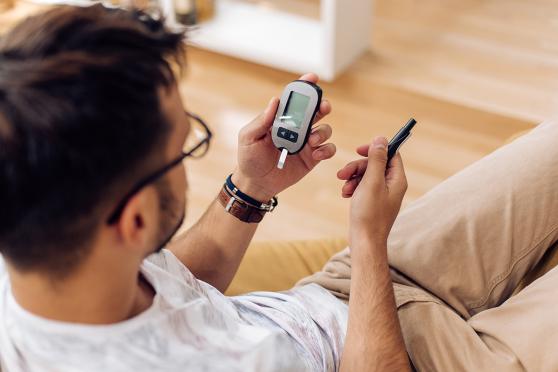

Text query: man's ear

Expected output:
[114,187,158,249]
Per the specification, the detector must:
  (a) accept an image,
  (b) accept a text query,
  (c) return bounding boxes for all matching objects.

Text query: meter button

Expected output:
[277,128,298,143]
[287,131,298,142]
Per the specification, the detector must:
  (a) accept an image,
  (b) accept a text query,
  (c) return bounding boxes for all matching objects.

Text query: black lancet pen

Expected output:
[387,118,417,164]
[349,118,418,183]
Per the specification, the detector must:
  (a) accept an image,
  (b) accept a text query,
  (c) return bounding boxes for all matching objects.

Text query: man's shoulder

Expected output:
[142,249,202,292]
[143,249,191,277]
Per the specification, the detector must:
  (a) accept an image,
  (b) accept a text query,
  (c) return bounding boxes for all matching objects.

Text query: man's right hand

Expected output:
[337,136,408,249]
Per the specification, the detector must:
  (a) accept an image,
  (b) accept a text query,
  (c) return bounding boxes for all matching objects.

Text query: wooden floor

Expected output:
[370,0,558,123]
[179,49,531,241]
[3,0,557,241]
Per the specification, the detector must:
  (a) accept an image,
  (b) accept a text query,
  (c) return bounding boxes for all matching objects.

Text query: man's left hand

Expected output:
[232,73,336,201]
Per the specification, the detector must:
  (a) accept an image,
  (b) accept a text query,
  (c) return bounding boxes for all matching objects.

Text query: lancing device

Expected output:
[387,118,417,163]
[272,80,322,169]
[350,118,417,182]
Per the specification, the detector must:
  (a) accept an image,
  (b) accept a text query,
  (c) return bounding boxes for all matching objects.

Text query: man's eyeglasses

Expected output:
[107,111,212,224]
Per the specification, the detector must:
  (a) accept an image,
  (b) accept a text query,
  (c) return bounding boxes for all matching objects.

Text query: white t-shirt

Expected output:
[0,250,348,372]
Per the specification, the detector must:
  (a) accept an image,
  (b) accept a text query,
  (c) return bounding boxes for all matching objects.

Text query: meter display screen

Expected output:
[281,92,310,129]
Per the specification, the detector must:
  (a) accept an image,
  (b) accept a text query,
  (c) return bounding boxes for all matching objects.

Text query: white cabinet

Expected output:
[29,0,373,81]
[170,0,372,81]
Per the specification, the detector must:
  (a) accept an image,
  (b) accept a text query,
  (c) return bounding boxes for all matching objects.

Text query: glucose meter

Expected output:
[272,80,322,169]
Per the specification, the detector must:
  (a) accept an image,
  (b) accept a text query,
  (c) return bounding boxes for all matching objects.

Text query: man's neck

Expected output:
[7,257,155,325]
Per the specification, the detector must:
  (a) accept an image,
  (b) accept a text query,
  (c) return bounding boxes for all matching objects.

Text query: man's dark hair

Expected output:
[0,5,186,275]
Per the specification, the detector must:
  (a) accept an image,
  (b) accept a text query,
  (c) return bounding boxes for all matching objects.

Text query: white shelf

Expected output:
[187,0,324,78]
[29,0,372,81]
[179,0,372,81]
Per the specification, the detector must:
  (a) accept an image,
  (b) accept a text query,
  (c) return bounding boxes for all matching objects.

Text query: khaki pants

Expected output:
[298,120,558,371]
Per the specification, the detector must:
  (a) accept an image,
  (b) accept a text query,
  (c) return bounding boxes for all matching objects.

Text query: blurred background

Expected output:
[1,0,557,241]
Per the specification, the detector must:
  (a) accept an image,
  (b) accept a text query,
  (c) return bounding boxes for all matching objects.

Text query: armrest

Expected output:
[226,238,347,296]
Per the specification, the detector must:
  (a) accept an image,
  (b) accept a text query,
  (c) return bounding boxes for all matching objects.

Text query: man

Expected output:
[1,4,557,372]
[0,5,408,371]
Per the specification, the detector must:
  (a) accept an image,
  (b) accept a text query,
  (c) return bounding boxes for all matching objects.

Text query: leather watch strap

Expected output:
[218,187,266,223]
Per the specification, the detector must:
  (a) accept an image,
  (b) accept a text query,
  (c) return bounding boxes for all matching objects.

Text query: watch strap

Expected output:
[218,187,266,223]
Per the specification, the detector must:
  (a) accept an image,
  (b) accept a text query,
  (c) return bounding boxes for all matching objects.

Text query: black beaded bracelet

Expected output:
[225,174,278,212]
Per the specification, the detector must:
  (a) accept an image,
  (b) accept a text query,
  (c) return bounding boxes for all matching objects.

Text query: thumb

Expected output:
[240,97,279,142]
[363,136,389,184]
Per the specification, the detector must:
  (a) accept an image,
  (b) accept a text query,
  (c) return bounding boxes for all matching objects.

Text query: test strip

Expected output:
[277,148,288,169]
